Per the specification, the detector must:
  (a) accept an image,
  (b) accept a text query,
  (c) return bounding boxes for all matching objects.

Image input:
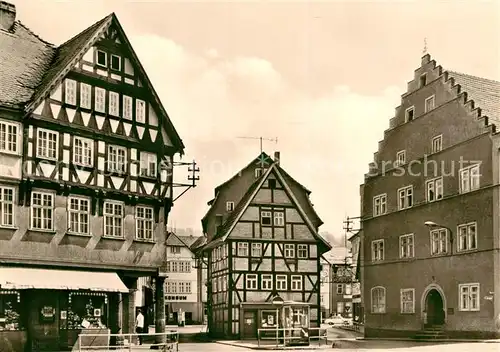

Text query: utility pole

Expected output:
[342,216,361,264]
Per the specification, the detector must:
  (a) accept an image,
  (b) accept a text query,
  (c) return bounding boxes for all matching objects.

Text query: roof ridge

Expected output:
[56,13,112,48]
[447,70,500,85]
[15,20,54,47]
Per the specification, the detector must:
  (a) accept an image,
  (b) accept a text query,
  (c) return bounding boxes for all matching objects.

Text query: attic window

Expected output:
[255,168,263,178]
[419,73,427,87]
[110,54,121,71]
[226,202,234,212]
[96,50,107,67]
[405,106,414,122]
[268,179,277,189]
[261,211,272,226]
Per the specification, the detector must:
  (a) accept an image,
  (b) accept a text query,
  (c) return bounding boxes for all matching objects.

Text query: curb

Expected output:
[356,337,500,343]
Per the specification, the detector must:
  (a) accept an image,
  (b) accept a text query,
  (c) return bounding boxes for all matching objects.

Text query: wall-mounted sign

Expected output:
[40,306,55,323]
[484,295,494,301]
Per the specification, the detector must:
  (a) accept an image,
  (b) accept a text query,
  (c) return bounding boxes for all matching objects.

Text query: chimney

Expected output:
[0,1,15,31]
[274,151,280,165]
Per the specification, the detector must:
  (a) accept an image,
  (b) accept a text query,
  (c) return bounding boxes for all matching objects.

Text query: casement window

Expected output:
[103,201,123,238]
[123,95,133,120]
[276,275,287,290]
[178,282,185,293]
[261,211,272,226]
[110,54,121,71]
[284,244,295,258]
[405,106,415,122]
[430,228,448,255]
[94,87,106,113]
[185,282,191,294]
[274,211,284,226]
[30,191,54,231]
[419,73,427,87]
[371,287,386,313]
[136,99,146,123]
[426,177,443,202]
[399,234,414,258]
[398,185,413,210]
[107,145,126,173]
[400,289,415,314]
[37,129,58,160]
[251,243,262,257]
[80,83,91,109]
[171,261,178,272]
[73,137,93,167]
[345,284,352,295]
[109,91,119,116]
[337,302,344,313]
[395,150,406,166]
[184,261,191,273]
[337,284,343,294]
[459,164,480,193]
[0,186,14,227]
[255,168,263,178]
[226,202,234,212]
[459,283,480,311]
[96,50,107,67]
[371,239,384,261]
[431,134,442,153]
[291,275,303,291]
[166,282,176,294]
[140,152,157,178]
[457,222,477,252]
[237,242,248,256]
[67,197,90,234]
[261,274,273,290]
[170,246,180,254]
[64,79,77,105]
[297,244,308,258]
[425,95,435,112]
[0,120,19,154]
[373,194,387,216]
[246,274,257,290]
[136,206,154,241]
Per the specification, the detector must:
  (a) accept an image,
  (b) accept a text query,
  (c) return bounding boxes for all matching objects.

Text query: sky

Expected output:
[13,0,500,239]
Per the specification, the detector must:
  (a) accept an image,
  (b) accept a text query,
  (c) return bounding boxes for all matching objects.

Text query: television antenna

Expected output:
[236,136,278,155]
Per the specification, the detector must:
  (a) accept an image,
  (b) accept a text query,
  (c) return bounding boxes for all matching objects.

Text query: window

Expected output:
[246,274,257,290]
[108,145,126,173]
[399,234,414,258]
[276,275,287,290]
[297,244,308,258]
[251,243,262,257]
[459,283,480,311]
[268,179,276,189]
[430,228,448,255]
[178,282,185,293]
[291,275,302,291]
[419,73,427,87]
[0,186,14,227]
[80,83,91,109]
[284,244,295,258]
[261,211,272,226]
[109,91,119,116]
[110,54,121,71]
[401,289,415,314]
[140,152,157,178]
[136,99,146,123]
[373,194,387,216]
[345,284,352,295]
[398,185,413,210]
[405,106,415,122]
[96,50,107,67]
[103,202,123,237]
[30,191,54,230]
[425,95,435,112]
[170,246,180,254]
[431,134,442,153]
[457,222,477,252]
[336,284,343,294]
[166,282,176,293]
[395,150,406,166]
[237,242,248,256]
[0,120,19,154]
[426,177,443,202]
[262,274,272,290]
[185,282,191,293]
[371,287,386,313]
[255,168,262,178]
[371,240,384,261]
[94,87,106,113]
[226,202,234,212]
[68,197,89,234]
[337,302,344,314]
[123,95,133,120]
[459,164,480,193]
[73,137,93,167]
[136,206,154,241]
[37,129,58,160]
[274,211,284,226]
[65,79,77,105]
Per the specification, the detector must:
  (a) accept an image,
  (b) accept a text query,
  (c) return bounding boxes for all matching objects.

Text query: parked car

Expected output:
[324,315,352,327]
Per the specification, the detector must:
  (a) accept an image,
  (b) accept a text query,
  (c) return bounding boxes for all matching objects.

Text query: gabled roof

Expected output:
[166,232,201,251]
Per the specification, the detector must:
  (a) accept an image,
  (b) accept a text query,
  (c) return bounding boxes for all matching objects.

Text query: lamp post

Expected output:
[272,295,284,347]
[424,221,454,255]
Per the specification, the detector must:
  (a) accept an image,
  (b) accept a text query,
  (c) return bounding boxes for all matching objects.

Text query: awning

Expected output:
[0,267,129,293]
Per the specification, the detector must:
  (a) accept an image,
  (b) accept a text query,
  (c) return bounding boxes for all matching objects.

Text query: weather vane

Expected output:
[423,37,428,55]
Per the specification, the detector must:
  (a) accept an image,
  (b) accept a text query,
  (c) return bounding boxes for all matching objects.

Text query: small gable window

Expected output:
[96,50,107,67]
[95,87,106,113]
[255,168,263,178]
[64,79,77,105]
[123,96,133,120]
[261,211,272,226]
[80,83,91,110]
[110,54,121,71]
[136,99,146,123]
[419,73,427,87]
[226,202,234,212]
[109,91,119,116]
[425,95,435,113]
[274,211,284,226]
[405,106,414,122]
[268,179,277,189]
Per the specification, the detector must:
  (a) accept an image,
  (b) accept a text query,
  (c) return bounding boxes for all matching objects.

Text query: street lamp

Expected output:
[424,221,454,255]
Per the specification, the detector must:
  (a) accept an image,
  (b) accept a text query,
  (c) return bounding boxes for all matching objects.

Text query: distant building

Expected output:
[319,257,331,320]
[348,231,363,324]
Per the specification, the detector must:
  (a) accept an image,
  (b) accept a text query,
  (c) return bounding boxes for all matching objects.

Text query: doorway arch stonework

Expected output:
[420,283,447,326]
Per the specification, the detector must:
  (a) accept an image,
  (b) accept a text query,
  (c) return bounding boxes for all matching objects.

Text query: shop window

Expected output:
[261,310,278,328]
[65,293,108,330]
[0,291,21,330]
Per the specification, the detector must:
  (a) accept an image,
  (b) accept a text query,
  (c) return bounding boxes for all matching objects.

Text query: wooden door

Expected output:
[28,291,60,351]
[242,310,257,339]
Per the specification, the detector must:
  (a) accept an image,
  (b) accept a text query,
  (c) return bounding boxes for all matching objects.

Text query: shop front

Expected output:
[0,266,130,352]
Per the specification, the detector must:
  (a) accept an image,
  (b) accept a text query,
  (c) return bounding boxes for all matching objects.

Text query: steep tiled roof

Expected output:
[0,22,55,108]
[177,235,201,248]
[447,71,500,126]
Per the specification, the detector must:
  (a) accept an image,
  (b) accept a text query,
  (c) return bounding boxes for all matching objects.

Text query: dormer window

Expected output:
[226,202,234,212]
[110,54,121,71]
[405,106,414,122]
[419,73,427,87]
[96,50,107,67]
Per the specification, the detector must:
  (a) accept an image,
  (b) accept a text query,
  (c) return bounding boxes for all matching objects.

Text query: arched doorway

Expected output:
[425,289,445,326]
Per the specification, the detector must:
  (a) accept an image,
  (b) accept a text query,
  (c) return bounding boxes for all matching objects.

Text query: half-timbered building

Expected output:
[200,152,331,339]
[0,3,184,350]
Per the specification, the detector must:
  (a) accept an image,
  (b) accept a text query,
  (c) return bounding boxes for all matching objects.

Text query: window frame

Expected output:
[135,99,146,123]
[73,136,94,167]
[284,243,295,258]
[67,196,90,235]
[135,205,154,241]
[110,54,121,71]
[108,91,120,117]
[30,190,55,231]
[457,222,477,252]
[123,95,133,120]
[0,186,15,227]
[79,82,92,110]
[371,239,384,261]
[246,274,258,290]
[405,106,415,122]
[251,243,262,257]
[399,233,414,259]
[400,288,415,314]
[226,201,234,212]
[96,50,107,67]
[261,274,273,290]
[94,86,106,113]
[103,201,124,238]
[458,283,480,312]
[395,150,406,166]
[373,194,387,216]
[107,145,127,173]
[426,177,443,202]
[276,275,287,290]
[255,168,263,178]
[64,79,77,105]
[425,95,435,113]
[431,134,442,153]
[273,211,284,226]
[237,242,248,256]
[430,228,448,256]
[0,120,20,155]
[336,284,343,294]
[36,128,59,160]
[291,275,303,291]
[261,211,272,226]
[139,151,157,178]
[297,244,308,258]
[459,164,480,194]
[371,286,386,314]
[419,73,427,87]
[397,185,413,210]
